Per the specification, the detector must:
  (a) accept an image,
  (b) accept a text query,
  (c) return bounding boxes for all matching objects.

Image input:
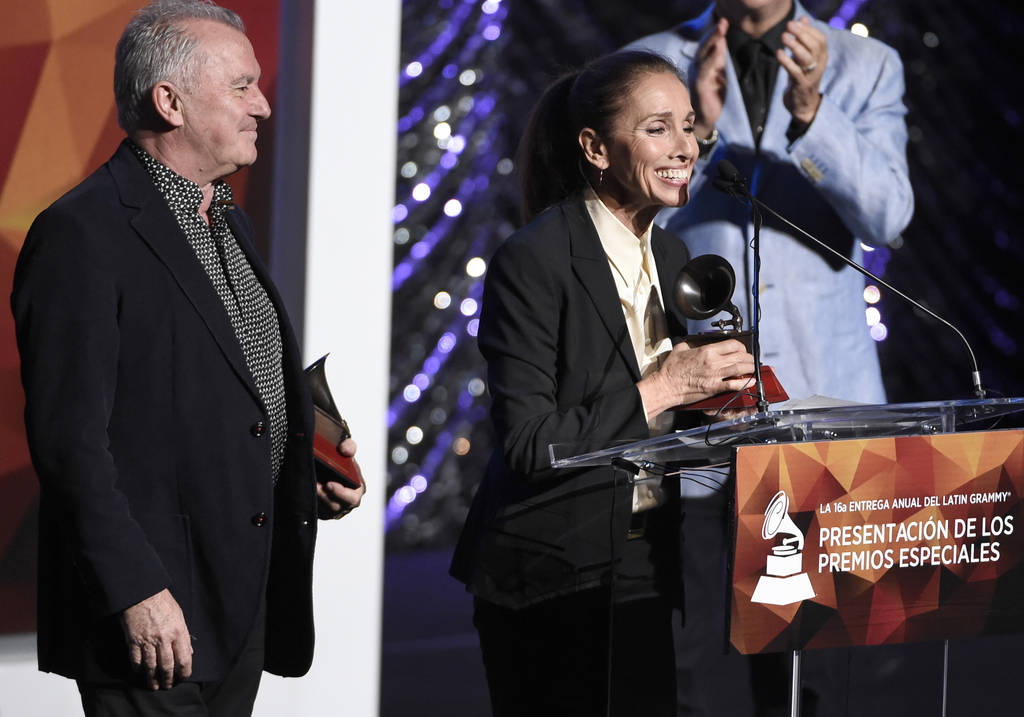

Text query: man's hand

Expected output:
[120,588,192,690]
[638,338,756,418]
[692,16,730,139]
[316,438,365,519]
[779,16,828,124]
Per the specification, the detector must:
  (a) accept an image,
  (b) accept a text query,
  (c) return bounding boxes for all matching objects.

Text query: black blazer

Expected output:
[11,141,318,682]
[451,195,694,609]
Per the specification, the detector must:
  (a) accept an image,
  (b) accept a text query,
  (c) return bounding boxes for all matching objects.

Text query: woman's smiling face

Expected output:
[581,70,698,234]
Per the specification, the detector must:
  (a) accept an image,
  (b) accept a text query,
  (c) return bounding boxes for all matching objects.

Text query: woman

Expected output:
[450,51,755,716]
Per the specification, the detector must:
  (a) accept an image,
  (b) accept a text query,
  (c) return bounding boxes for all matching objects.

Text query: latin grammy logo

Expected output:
[750,490,815,606]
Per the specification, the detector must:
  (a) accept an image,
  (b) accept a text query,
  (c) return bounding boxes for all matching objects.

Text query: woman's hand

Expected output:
[637,338,755,419]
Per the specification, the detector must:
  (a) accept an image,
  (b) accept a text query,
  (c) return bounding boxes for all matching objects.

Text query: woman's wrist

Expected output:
[637,371,674,420]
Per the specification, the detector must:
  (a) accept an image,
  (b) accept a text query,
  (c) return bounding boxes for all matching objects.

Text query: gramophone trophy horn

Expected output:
[673,254,742,326]
[306,354,364,490]
[672,254,787,410]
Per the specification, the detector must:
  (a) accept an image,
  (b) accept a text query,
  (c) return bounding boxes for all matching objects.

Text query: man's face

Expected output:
[176,19,271,182]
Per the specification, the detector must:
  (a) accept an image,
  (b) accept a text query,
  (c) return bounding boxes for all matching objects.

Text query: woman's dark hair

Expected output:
[516,50,683,223]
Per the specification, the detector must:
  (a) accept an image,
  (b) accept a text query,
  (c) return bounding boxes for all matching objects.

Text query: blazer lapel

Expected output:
[564,198,642,381]
[226,208,286,331]
[226,208,309,420]
[652,229,689,342]
[109,142,262,408]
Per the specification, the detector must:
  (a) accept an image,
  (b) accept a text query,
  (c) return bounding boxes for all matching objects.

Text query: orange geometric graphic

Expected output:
[731,431,1024,653]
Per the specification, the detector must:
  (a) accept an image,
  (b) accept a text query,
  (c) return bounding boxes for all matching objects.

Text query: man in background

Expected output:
[11,1,363,714]
[627,0,914,714]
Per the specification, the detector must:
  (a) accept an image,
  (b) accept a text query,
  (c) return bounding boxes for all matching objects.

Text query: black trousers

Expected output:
[474,587,676,717]
[78,603,266,717]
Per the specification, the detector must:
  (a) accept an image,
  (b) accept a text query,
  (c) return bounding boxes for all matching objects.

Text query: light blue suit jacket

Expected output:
[626,2,913,405]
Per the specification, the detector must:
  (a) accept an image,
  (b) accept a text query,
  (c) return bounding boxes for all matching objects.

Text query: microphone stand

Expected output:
[714,164,985,400]
[748,197,770,413]
[748,195,985,399]
[714,169,771,412]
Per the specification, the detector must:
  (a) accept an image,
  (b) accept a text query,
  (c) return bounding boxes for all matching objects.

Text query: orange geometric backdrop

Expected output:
[731,430,1024,654]
[0,0,279,634]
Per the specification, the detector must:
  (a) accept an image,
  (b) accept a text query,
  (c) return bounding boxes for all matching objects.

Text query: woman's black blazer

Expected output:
[451,195,694,609]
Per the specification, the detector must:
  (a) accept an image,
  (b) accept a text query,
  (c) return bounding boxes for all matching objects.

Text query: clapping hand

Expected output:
[779,16,828,124]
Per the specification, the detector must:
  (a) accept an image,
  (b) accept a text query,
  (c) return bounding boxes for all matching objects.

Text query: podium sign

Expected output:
[730,429,1024,654]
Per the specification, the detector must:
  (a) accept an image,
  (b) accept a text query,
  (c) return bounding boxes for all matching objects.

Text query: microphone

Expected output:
[710,160,986,399]
[718,159,742,184]
[712,160,746,196]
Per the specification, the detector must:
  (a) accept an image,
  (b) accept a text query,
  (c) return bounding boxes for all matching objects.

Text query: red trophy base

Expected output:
[679,365,788,411]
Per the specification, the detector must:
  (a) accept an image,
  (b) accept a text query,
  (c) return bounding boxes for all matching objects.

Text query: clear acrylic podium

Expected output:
[550,398,1024,472]
[549,397,1024,717]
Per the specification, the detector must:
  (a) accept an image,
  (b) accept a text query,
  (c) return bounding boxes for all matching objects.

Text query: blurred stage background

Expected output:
[2,0,1023,715]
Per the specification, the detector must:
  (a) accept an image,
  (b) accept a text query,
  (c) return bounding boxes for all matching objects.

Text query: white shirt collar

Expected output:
[582,185,655,285]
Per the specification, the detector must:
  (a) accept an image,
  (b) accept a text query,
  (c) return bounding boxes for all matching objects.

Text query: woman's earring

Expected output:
[599,168,604,186]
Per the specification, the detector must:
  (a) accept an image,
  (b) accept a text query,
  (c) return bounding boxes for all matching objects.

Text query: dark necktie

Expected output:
[736,39,774,146]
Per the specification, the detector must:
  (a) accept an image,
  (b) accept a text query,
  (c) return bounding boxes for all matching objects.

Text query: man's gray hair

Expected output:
[114,0,245,134]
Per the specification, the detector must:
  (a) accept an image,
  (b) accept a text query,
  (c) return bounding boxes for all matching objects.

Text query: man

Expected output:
[626,1,914,714]
[11,1,364,714]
